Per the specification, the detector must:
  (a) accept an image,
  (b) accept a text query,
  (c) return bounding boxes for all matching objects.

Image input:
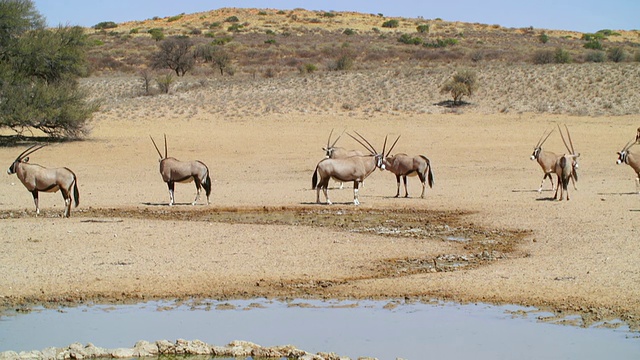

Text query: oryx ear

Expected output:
[23,157,29,163]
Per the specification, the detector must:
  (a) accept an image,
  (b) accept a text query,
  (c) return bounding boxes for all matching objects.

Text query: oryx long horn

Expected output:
[564,124,575,154]
[352,130,377,154]
[347,132,372,154]
[16,144,47,161]
[150,135,163,159]
[557,124,572,154]
[537,128,554,148]
[623,138,636,152]
[385,135,401,157]
[327,129,334,148]
[163,134,168,158]
[331,129,345,148]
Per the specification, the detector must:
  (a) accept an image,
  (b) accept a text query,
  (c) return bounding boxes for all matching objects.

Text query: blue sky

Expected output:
[33,0,638,33]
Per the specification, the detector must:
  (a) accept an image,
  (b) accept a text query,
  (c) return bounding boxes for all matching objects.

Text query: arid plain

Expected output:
[1,61,640,333]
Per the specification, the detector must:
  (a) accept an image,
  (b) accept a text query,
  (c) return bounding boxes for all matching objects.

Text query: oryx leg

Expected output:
[553,175,560,200]
[402,176,409,198]
[394,175,401,197]
[339,182,344,190]
[353,181,360,205]
[31,190,40,216]
[317,178,331,205]
[418,173,426,198]
[539,173,553,192]
[61,188,71,218]
[167,181,175,206]
[193,178,201,205]
[636,174,640,194]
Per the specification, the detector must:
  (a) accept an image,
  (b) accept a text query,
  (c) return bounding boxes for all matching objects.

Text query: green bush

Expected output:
[227,23,243,32]
[148,28,164,41]
[583,39,603,50]
[343,28,356,36]
[299,63,317,74]
[398,34,423,45]
[416,24,429,33]
[554,47,572,63]
[93,21,117,30]
[322,12,336,18]
[538,33,549,44]
[264,39,276,44]
[424,38,458,48]
[167,14,183,22]
[225,16,239,22]
[382,19,399,28]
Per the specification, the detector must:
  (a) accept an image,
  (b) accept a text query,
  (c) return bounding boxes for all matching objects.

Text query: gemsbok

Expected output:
[530,128,558,192]
[150,135,212,206]
[312,131,386,205]
[554,124,580,201]
[7,144,79,217]
[322,129,364,189]
[616,138,640,194]
[381,135,434,198]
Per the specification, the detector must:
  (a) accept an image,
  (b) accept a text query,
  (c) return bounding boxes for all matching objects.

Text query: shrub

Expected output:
[227,23,243,32]
[156,73,174,94]
[554,47,572,63]
[538,33,549,44]
[398,34,423,45]
[440,69,478,105]
[382,19,399,28]
[416,24,429,33]
[148,28,164,41]
[167,14,183,22]
[264,39,276,44]
[322,12,336,18]
[328,54,355,71]
[299,63,317,74]
[129,28,139,34]
[532,50,554,64]
[608,47,627,62]
[583,39,603,50]
[424,38,458,48]
[584,50,606,63]
[93,21,117,30]
[225,16,239,22]
[343,28,356,36]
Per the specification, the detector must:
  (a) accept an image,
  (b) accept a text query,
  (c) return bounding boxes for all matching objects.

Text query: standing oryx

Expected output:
[554,124,580,201]
[616,138,640,194]
[7,144,79,218]
[150,135,212,206]
[322,129,364,189]
[530,128,559,192]
[381,135,434,198]
[312,131,386,205]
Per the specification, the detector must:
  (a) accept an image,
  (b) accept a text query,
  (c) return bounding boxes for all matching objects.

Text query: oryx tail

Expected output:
[419,155,435,189]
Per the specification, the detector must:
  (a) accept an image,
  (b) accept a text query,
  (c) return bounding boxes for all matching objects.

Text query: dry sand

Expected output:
[1,73,639,331]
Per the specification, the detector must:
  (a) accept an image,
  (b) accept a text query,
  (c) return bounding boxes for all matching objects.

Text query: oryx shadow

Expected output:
[597,192,639,196]
[535,196,558,202]
[141,202,206,207]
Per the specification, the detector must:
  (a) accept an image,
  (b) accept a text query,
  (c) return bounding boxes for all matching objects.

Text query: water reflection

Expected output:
[1,299,638,359]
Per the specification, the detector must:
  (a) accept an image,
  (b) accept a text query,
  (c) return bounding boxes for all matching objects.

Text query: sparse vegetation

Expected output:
[155,72,174,93]
[416,24,429,33]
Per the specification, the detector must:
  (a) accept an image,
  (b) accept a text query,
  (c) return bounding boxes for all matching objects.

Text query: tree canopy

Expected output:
[0,0,97,139]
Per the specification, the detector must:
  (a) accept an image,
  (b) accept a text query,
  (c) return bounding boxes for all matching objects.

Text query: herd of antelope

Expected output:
[5,126,640,217]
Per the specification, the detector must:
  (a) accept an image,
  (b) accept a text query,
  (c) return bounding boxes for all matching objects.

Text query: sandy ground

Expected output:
[1,77,640,330]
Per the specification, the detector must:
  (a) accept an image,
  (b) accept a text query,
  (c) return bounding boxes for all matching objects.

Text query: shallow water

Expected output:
[1,299,638,359]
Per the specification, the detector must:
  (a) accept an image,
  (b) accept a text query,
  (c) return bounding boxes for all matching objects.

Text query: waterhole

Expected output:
[1,299,638,359]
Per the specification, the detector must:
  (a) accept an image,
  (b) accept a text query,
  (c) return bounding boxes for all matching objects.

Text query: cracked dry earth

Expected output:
[1,106,640,332]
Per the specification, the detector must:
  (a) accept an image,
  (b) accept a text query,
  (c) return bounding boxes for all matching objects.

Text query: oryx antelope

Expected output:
[381,135,434,198]
[616,138,640,194]
[554,125,580,201]
[312,131,386,205]
[322,129,364,189]
[530,128,559,192]
[7,144,79,217]
[150,135,212,206]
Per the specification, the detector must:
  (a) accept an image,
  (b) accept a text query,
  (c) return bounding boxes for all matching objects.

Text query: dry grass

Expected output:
[82,62,640,120]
